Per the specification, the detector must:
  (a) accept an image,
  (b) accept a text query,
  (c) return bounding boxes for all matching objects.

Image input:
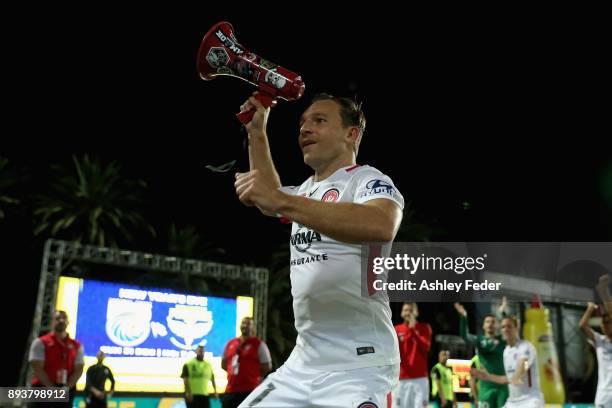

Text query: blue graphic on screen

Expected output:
[75,279,236,358]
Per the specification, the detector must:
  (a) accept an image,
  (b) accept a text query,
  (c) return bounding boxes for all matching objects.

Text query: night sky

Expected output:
[3,7,610,386]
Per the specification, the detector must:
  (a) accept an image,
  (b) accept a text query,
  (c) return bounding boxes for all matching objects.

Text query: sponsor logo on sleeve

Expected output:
[359,179,398,200]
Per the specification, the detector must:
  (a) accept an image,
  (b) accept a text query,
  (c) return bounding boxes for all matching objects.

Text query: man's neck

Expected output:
[313,156,355,182]
[507,337,519,347]
[484,332,496,339]
[54,331,68,340]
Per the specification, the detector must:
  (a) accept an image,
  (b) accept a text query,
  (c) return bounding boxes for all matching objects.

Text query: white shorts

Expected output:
[503,396,544,408]
[238,359,399,408]
[392,377,429,408]
[596,391,612,408]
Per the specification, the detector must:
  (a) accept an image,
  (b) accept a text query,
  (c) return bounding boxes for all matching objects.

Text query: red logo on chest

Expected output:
[322,189,339,202]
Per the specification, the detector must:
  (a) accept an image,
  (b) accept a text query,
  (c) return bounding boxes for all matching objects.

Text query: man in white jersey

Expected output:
[471,316,544,408]
[579,302,612,408]
[233,92,404,407]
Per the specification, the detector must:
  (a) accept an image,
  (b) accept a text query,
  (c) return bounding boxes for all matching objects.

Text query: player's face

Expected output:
[299,100,355,169]
[401,304,417,322]
[439,350,449,364]
[96,351,105,363]
[241,318,253,336]
[196,346,204,359]
[52,311,68,332]
[483,316,497,334]
[501,318,517,341]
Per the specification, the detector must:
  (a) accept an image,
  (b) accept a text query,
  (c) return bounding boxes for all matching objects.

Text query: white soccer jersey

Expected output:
[591,332,612,406]
[280,164,404,371]
[503,339,544,405]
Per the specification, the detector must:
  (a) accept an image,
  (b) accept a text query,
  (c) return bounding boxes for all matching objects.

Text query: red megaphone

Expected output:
[197,21,305,124]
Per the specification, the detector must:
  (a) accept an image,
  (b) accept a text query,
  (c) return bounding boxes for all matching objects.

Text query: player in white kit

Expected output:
[233,92,404,407]
[580,302,612,408]
[471,316,544,408]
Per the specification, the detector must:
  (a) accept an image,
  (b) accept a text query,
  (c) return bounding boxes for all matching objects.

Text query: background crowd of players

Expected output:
[28,275,612,408]
[393,275,612,408]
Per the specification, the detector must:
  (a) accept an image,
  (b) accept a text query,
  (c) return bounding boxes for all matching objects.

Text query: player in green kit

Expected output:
[454,299,509,408]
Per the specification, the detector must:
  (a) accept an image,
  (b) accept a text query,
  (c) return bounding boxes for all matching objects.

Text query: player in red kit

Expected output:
[394,302,432,408]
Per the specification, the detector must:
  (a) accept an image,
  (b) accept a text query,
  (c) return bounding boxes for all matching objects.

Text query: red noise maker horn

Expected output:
[197,21,305,124]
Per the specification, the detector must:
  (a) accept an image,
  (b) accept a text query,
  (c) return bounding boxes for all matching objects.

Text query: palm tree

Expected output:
[166,223,220,291]
[33,155,155,247]
[168,223,202,258]
[168,223,226,259]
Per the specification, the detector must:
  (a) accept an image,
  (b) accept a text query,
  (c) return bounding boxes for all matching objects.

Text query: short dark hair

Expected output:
[311,93,366,154]
[483,314,497,321]
[242,316,255,335]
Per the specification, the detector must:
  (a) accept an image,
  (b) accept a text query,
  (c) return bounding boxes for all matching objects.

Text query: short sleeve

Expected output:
[431,366,441,379]
[353,170,404,208]
[258,342,272,364]
[592,331,606,347]
[29,338,45,362]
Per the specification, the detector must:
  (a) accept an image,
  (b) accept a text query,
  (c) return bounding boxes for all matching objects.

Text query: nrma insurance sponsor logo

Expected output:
[290,224,321,253]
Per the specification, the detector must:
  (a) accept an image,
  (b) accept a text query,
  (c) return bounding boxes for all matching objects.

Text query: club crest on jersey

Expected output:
[322,188,340,202]
[356,402,378,408]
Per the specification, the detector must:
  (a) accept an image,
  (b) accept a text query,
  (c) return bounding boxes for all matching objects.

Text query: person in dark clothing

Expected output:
[85,351,115,408]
